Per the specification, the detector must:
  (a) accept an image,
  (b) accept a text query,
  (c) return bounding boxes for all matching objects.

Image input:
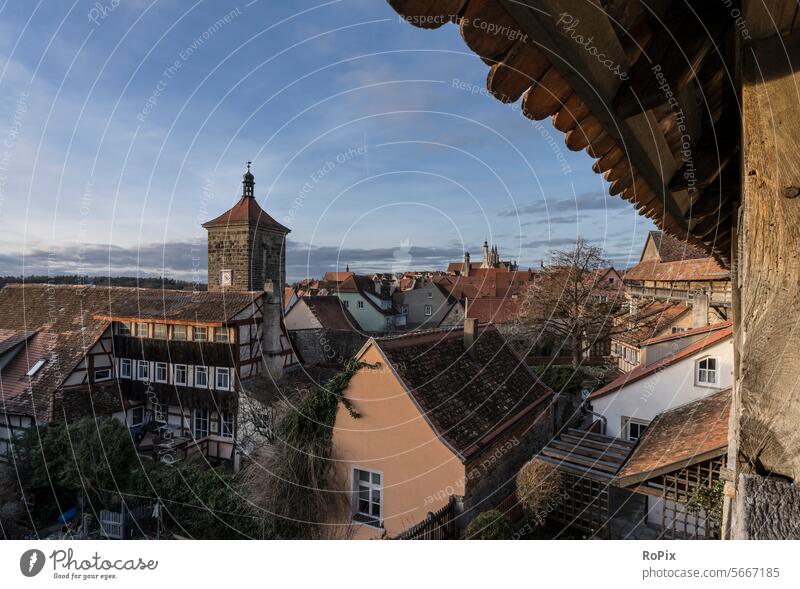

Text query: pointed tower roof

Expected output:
[202,162,290,233]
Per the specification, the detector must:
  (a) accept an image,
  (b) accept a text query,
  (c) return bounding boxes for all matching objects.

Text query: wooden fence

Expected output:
[396,496,462,540]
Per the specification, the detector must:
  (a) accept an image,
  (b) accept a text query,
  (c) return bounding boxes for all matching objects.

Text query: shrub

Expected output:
[516,459,563,525]
[465,509,513,540]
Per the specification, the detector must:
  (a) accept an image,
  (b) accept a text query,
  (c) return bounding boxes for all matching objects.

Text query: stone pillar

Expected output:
[691,290,709,328]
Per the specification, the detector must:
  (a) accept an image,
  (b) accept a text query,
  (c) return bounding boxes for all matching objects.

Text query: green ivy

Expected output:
[686,480,724,522]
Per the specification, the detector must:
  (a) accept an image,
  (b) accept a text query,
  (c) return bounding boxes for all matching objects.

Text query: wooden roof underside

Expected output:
[388,0,754,267]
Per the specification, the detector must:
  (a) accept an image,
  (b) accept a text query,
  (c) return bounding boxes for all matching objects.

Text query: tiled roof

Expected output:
[616,388,731,486]
[641,320,733,347]
[92,288,262,324]
[202,195,290,233]
[647,231,708,262]
[465,296,521,324]
[372,325,553,460]
[624,257,730,283]
[0,328,37,356]
[322,271,354,283]
[301,296,358,331]
[613,301,691,346]
[591,324,733,400]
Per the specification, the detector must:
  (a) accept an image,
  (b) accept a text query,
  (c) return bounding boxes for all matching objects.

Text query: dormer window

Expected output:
[153,324,167,339]
[117,322,131,336]
[26,359,46,377]
[135,323,148,338]
[193,326,208,341]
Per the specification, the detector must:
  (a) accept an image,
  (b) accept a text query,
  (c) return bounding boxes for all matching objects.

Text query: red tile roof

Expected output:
[465,296,521,324]
[613,301,691,346]
[591,324,733,400]
[640,320,733,347]
[372,325,553,460]
[202,195,290,233]
[645,231,708,262]
[616,388,731,486]
[624,257,730,283]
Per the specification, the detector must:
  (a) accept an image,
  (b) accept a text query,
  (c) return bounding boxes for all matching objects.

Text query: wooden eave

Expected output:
[388,0,745,267]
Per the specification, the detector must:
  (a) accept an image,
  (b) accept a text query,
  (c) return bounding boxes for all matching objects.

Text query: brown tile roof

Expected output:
[300,296,358,331]
[92,288,262,324]
[372,325,553,460]
[647,231,708,262]
[624,257,730,283]
[640,320,733,347]
[591,324,733,400]
[616,388,731,486]
[0,328,37,356]
[202,195,290,233]
[322,271,354,283]
[465,296,521,324]
[613,301,691,346]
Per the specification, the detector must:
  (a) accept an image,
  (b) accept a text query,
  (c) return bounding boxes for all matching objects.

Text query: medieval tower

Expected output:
[203,162,289,293]
[203,163,291,378]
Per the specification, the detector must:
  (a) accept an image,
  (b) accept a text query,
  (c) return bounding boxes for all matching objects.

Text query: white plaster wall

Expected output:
[591,337,733,438]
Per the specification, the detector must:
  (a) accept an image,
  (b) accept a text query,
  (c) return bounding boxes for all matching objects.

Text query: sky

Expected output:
[0,0,656,282]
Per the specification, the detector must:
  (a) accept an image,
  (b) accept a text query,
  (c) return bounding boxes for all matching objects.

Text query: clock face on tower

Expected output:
[220,269,233,287]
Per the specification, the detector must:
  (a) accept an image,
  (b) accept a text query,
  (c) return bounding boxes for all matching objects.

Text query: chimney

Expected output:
[464,317,478,359]
[691,291,709,328]
[463,252,470,277]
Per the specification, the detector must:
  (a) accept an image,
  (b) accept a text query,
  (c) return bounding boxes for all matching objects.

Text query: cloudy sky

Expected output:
[0,0,655,282]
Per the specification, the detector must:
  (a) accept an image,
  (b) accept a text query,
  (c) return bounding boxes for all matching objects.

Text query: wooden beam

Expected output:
[487,40,550,103]
[460,0,523,61]
[521,66,572,120]
[388,0,466,29]
[565,114,604,151]
[552,92,589,132]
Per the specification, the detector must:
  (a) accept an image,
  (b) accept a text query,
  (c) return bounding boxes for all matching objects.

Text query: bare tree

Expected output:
[515,238,648,368]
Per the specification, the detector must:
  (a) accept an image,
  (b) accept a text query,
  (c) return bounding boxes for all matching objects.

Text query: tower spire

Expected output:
[242,161,255,198]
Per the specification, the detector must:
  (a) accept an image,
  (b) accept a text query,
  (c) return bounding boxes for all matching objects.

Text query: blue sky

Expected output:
[0,0,655,281]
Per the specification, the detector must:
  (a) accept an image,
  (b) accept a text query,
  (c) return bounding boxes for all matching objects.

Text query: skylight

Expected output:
[26,359,46,377]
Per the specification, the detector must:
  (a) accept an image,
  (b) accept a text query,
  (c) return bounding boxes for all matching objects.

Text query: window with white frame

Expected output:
[174,364,187,386]
[94,368,112,382]
[155,362,168,383]
[343,300,349,308]
[153,323,167,339]
[696,357,718,386]
[117,322,131,336]
[136,360,149,381]
[357,300,364,309]
[135,323,148,338]
[153,403,168,423]
[220,412,234,438]
[131,406,145,427]
[214,328,229,343]
[192,409,209,438]
[623,417,650,441]
[216,367,231,390]
[424,305,433,316]
[194,366,208,388]
[193,326,208,341]
[119,358,132,379]
[353,468,382,526]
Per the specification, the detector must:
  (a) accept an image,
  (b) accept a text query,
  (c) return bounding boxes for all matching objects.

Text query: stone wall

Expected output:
[207,224,286,292]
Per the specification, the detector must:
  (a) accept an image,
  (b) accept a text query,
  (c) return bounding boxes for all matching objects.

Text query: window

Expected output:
[135,323,148,338]
[136,360,149,382]
[194,366,208,388]
[131,406,145,427]
[119,358,132,379]
[174,364,187,386]
[26,359,46,377]
[94,368,112,382]
[424,305,433,316]
[623,417,650,441]
[631,350,639,365]
[153,323,167,339]
[357,300,364,309]
[214,328,229,343]
[117,322,131,336]
[153,403,168,423]
[697,357,718,385]
[220,412,234,438]
[192,409,209,439]
[672,326,686,334]
[193,326,208,341]
[402,305,409,315]
[220,269,232,287]
[216,367,231,390]
[426,291,433,299]
[155,362,168,383]
[353,468,382,526]
[343,300,349,308]
[172,325,187,341]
